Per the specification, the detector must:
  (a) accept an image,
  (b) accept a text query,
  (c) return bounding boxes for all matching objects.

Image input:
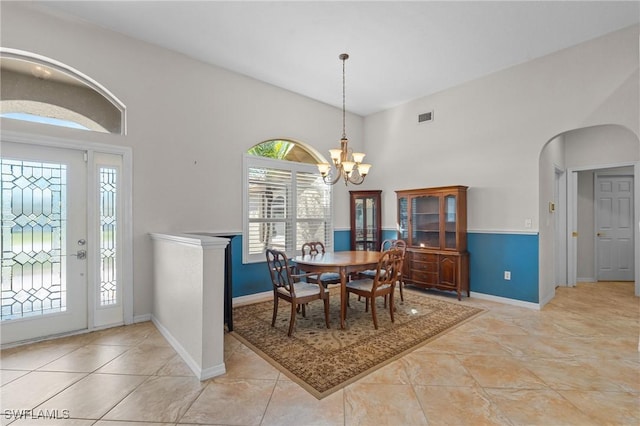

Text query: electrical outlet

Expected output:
[504,271,511,280]
[525,218,532,228]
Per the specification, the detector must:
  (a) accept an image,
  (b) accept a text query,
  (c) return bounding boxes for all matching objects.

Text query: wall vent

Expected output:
[418,111,433,123]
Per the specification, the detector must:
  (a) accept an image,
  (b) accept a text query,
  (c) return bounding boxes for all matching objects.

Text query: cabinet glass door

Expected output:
[444,194,457,249]
[398,196,408,242]
[412,195,440,248]
[350,191,381,251]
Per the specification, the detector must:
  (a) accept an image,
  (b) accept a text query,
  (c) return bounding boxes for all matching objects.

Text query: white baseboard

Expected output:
[470,291,541,310]
[577,277,597,283]
[151,316,226,381]
[233,291,271,307]
[133,314,152,323]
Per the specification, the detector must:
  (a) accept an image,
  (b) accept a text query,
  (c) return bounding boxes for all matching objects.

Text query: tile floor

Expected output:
[1,282,638,425]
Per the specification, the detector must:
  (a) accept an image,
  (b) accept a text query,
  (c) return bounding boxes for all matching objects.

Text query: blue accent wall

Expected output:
[468,232,539,303]
[334,230,351,251]
[229,235,271,297]
[231,230,540,303]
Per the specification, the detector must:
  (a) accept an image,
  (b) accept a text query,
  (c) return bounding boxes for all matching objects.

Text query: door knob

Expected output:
[596,232,604,237]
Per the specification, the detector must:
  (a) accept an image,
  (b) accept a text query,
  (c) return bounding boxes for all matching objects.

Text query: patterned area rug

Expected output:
[232,287,484,399]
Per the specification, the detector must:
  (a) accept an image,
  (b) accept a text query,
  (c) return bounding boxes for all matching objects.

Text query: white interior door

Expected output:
[595,174,635,281]
[1,142,88,344]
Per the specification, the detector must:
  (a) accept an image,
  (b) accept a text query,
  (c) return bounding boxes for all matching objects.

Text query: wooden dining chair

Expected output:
[358,239,407,303]
[265,248,330,337]
[300,241,341,287]
[346,248,404,329]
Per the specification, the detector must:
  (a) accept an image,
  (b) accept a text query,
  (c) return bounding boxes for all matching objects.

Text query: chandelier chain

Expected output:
[342,55,346,140]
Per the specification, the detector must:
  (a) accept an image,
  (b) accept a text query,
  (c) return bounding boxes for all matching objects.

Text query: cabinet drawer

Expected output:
[410,270,438,284]
[411,252,438,263]
[410,260,438,273]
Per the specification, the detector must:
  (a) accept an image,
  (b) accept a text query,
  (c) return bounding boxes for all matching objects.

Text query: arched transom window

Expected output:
[0,49,125,134]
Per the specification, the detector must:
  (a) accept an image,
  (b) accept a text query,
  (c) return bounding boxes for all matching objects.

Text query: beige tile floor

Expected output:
[1,282,638,425]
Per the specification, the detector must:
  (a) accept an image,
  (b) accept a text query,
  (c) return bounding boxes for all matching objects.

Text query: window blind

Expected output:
[243,155,333,263]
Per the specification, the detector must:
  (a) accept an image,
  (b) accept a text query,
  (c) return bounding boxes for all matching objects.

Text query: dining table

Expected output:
[294,250,382,329]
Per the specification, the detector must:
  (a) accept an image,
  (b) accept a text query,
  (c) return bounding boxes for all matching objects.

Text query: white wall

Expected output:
[539,135,565,304]
[564,125,640,168]
[363,25,639,233]
[0,3,364,318]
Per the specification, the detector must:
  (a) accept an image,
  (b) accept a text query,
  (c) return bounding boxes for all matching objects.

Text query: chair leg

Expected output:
[271,295,278,327]
[288,303,297,337]
[301,303,306,317]
[323,297,330,329]
[389,291,395,323]
[365,297,369,312]
[371,297,378,329]
[399,280,404,302]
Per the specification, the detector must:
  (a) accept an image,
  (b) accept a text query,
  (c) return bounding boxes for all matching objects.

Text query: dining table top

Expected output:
[294,250,382,266]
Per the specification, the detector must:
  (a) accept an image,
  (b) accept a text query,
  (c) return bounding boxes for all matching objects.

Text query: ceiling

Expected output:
[31,1,640,116]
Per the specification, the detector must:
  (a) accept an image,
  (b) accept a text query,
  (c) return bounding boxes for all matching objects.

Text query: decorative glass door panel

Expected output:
[398,196,408,242]
[412,195,439,248]
[93,152,124,328]
[1,142,87,344]
[444,194,457,249]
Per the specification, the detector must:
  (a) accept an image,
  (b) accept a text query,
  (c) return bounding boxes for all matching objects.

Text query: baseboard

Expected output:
[539,290,555,308]
[133,314,152,323]
[233,291,271,307]
[151,315,226,381]
[577,277,597,283]
[470,291,540,310]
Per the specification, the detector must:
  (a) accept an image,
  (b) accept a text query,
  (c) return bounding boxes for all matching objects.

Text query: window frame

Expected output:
[242,154,333,264]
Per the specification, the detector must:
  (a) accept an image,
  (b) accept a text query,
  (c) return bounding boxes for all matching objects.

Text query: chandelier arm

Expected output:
[347,171,366,185]
[323,169,344,185]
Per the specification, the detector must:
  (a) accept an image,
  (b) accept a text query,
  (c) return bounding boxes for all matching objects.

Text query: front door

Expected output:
[595,175,635,281]
[1,142,88,344]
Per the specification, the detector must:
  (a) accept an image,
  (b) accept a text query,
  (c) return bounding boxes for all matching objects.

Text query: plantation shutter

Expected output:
[244,155,333,263]
[296,171,333,252]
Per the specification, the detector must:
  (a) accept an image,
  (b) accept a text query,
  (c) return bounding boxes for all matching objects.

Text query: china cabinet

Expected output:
[350,190,382,251]
[396,186,469,299]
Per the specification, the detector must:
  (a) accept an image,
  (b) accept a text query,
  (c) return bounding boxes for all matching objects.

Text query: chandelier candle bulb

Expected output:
[329,149,342,161]
[352,152,365,163]
[358,163,371,175]
[342,161,355,173]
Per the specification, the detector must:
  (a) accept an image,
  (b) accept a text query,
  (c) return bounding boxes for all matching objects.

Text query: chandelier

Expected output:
[318,53,371,185]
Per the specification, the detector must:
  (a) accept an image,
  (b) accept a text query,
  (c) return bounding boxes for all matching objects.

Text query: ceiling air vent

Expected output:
[418,111,433,124]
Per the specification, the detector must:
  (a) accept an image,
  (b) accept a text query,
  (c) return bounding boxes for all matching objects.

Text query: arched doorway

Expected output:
[539,124,640,305]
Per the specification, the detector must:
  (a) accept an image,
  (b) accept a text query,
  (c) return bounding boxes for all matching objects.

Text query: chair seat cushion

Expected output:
[358,269,376,278]
[277,282,328,298]
[318,272,340,281]
[346,279,391,292]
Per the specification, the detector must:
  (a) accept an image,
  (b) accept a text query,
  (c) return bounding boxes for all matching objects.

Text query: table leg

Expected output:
[340,267,347,329]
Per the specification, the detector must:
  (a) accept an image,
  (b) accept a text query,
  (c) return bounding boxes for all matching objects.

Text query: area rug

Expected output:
[232,287,484,399]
